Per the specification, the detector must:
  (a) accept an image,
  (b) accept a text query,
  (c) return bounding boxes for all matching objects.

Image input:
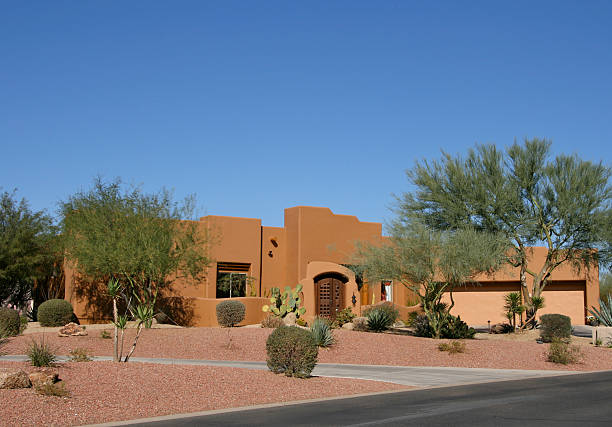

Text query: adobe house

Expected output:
[65,206,599,326]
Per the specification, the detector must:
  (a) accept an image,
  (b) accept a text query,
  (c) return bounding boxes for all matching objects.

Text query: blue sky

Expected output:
[1,1,611,227]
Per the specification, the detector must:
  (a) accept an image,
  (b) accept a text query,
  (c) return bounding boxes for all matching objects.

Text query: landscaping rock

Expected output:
[29,369,59,388]
[393,320,406,328]
[58,322,88,337]
[342,322,355,330]
[283,312,297,326]
[0,368,31,389]
[491,323,513,334]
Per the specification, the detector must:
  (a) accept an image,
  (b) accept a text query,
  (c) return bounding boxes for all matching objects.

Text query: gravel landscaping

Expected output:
[0,360,410,426]
[4,326,612,371]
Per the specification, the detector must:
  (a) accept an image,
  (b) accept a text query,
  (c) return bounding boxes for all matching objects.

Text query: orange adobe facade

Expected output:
[65,206,599,326]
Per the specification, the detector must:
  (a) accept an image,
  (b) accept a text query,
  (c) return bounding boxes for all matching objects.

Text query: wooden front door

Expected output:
[315,277,344,319]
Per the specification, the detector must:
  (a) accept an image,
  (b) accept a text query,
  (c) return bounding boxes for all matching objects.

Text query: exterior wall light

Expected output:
[351,293,357,306]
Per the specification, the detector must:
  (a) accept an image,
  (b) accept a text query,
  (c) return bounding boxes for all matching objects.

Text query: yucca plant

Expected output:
[310,317,335,348]
[366,309,391,333]
[588,295,612,326]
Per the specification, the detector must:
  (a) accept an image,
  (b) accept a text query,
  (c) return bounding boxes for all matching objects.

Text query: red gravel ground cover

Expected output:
[0,361,409,426]
[4,328,612,371]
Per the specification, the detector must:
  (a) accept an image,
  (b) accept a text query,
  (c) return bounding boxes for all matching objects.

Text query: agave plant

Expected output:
[366,309,391,333]
[310,317,334,348]
[588,295,612,326]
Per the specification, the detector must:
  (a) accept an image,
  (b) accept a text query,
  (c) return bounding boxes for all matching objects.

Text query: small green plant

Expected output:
[216,300,246,327]
[310,317,335,348]
[540,314,572,343]
[503,292,525,330]
[266,326,318,378]
[295,317,307,327]
[405,311,419,327]
[363,302,399,327]
[588,295,612,326]
[262,285,306,318]
[547,338,582,365]
[100,330,112,339]
[69,347,92,362]
[27,338,57,367]
[438,341,466,354]
[35,381,70,397]
[37,299,74,327]
[19,315,29,334]
[366,309,391,332]
[332,308,356,328]
[595,338,603,347]
[261,314,284,328]
[0,307,21,337]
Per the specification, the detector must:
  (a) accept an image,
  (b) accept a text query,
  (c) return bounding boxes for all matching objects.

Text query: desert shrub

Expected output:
[405,311,419,327]
[310,317,335,348]
[0,307,20,337]
[363,302,399,326]
[414,314,475,339]
[547,338,582,365]
[366,308,391,332]
[27,338,57,367]
[37,299,74,327]
[216,300,246,327]
[266,326,318,378]
[540,314,571,343]
[69,347,92,362]
[352,316,368,331]
[35,381,70,397]
[438,341,466,354]
[332,308,356,328]
[100,330,111,339]
[295,317,307,327]
[261,314,284,328]
[19,315,28,333]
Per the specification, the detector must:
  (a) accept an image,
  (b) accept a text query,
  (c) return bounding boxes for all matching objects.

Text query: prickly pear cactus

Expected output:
[262,284,306,318]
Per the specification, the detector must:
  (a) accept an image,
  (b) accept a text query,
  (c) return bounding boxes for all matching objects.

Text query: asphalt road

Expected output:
[120,371,612,427]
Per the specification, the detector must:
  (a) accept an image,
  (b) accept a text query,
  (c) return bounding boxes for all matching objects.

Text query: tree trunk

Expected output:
[112,298,118,362]
[124,323,144,362]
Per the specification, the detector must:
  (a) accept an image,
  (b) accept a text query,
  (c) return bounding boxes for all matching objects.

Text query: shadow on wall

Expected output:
[156,295,196,327]
[73,277,195,326]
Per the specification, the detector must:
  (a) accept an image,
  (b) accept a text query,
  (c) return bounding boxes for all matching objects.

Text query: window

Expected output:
[381,280,392,302]
[216,262,250,298]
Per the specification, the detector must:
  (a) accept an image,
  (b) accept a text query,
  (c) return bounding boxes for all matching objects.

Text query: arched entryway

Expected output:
[314,273,347,320]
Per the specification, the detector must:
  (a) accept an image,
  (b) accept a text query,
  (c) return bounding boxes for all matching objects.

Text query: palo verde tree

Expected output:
[60,177,211,361]
[354,221,508,338]
[399,138,611,326]
[0,190,58,310]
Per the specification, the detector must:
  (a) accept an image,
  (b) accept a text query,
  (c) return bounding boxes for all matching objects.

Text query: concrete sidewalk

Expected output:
[0,355,579,387]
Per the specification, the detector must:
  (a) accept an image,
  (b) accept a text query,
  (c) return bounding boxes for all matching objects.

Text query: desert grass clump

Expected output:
[547,338,582,365]
[438,341,466,354]
[310,317,335,348]
[266,326,318,378]
[100,330,112,339]
[69,347,92,362]
[35,381,70,397]
[27,338,57,367]
[261,314,284,329]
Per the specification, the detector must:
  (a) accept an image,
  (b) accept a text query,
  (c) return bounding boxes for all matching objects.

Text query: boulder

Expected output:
[342,322,355,330]
[29,369,58,388]
[283,312,297,326]
[0,368,31,389]
[393,320,406,328]
[58,322,87,337]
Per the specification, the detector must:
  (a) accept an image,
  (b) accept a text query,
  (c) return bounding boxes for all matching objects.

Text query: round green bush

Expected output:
[540,313,571,343]
[216,300,246,327]
[37,299,74,327]
[266,326,318,378]
[0,307,20,337]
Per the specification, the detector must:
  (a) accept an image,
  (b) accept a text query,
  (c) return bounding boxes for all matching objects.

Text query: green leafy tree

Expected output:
[600,271,612,300]
[60,178,211,343]
[399,139,611,325]
[0,190,58,309]
[354,222,508,338]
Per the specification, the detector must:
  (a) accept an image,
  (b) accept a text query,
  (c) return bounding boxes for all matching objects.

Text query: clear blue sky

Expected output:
[1,1,611,227]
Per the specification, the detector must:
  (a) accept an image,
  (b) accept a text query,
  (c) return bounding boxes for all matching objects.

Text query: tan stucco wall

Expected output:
[65,206,599,327]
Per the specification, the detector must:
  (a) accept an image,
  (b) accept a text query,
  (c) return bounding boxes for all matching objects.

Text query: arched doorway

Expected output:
[314,273,347,320]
